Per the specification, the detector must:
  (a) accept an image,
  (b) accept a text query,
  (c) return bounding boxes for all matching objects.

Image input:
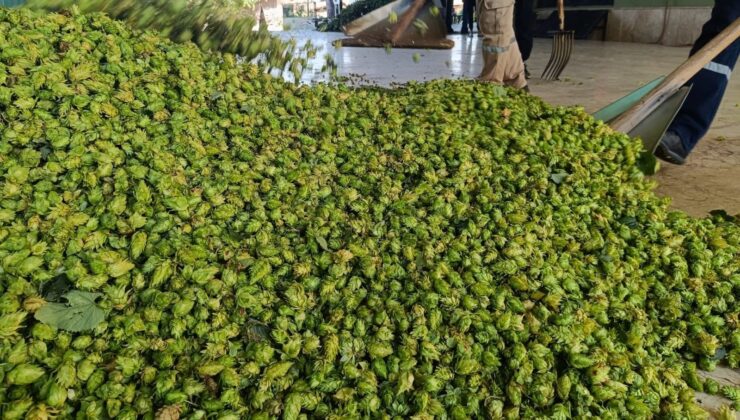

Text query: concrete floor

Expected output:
[280,25,740,217]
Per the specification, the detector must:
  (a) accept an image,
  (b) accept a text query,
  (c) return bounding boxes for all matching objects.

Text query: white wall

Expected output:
[606,7,711,46]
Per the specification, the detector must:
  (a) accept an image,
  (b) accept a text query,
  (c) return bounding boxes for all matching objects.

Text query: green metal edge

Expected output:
[592,76,665,123]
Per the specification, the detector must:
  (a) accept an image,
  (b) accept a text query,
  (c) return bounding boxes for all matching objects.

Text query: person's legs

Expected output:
[478,0,527,88]
[658,0,740,163]
[462,0,474,33]
[445,0,455,33]
[513,0,535,61]
[672,40,739,150]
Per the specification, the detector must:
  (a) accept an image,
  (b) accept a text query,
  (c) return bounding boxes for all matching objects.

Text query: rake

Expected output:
[541,0,574,81]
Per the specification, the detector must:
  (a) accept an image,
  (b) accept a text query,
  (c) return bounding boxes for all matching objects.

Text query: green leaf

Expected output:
[34,291,106,332]
[550,171,568,185]
[315,235,329,252]
[637,152,660,175]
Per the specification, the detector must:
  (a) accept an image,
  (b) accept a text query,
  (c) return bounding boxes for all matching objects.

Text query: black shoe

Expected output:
[654,131,687,165]
[524,64,530,79]
[447,28,457,34]
[460,29,469,35]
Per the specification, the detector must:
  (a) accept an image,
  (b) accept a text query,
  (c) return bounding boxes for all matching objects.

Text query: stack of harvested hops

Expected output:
[0,7,739,420]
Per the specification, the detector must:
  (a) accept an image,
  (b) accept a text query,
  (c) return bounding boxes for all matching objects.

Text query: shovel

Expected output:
[593,77,691,155]
[340,0,454,49]
[594,18,740,169]
[608,17,740,135]
[541,0,574,81]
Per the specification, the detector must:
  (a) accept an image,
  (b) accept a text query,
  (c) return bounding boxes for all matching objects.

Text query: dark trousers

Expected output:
[461,0,475,33]
[514,0,536,61]
[669,0,740,152]
[445,0,454,31]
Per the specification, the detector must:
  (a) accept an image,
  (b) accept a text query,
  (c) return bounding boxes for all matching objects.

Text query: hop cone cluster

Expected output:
[1,7,739,419]
[24,0,315,79]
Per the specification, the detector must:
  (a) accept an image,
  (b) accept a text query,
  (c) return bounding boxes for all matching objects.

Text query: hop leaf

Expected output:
[34,291,106,332]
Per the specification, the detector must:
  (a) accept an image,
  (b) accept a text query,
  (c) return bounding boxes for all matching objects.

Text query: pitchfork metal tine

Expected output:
[542,38,561,79]
[541,38,559,81]
[544,35,564,80]
[541,31,574,81]
[541,0,574,81]
[555,31,575,79]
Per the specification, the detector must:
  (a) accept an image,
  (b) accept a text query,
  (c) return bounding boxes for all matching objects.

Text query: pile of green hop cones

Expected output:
[0,7,738,420]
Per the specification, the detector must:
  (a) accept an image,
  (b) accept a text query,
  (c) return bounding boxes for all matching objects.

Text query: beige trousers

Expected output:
[477,0,527,88]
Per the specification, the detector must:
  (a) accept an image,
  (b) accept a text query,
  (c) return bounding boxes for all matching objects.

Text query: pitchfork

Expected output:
[541,0,574,81]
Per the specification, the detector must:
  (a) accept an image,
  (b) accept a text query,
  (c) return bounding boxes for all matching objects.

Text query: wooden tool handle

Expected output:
[610,17,740,134]
[390,0,427,44]
[558,0,565,31]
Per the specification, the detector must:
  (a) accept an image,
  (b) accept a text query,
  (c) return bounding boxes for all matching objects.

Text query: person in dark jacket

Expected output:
[514,0,536,61]
[514,0,536,77]
[445,0,456,34]
[461,0,475,34]
[655,0,740,165]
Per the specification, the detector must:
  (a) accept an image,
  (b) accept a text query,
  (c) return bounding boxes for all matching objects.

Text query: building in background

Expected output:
[255,0,284,30]
[534,0,716,46]
[283,0,325,17]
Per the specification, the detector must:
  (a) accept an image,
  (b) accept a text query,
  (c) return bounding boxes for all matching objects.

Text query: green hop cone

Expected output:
[7,364,46,385]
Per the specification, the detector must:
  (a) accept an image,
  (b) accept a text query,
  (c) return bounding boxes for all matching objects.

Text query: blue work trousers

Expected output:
[669,0,740,152]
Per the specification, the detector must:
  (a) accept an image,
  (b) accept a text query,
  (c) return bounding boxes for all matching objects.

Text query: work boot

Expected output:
[654,131,687,165]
